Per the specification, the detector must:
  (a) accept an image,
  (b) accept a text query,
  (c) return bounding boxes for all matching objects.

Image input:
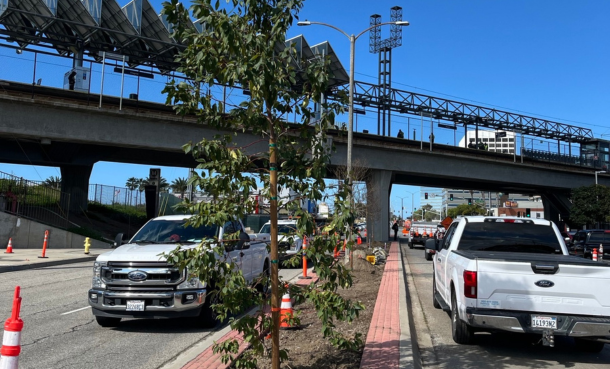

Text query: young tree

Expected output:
[162,1,361,367]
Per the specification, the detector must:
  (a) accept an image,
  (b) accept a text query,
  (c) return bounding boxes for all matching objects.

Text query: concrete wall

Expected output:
[0,212,112,249]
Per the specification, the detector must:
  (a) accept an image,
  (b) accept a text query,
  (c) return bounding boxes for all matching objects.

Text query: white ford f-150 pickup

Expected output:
[88,215,270,328]
[426,216,610,352]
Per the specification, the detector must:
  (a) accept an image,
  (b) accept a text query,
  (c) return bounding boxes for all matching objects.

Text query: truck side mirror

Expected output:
[237,231,251,250]
[425,239,437,252]
[113,233,124,248]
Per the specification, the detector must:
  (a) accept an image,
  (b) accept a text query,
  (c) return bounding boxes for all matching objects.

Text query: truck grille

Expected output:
[102,261,185,287]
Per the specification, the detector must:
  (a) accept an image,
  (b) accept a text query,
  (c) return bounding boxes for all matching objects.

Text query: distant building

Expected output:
[420,187,443,220]
[442,189,544,217]
[458,129,516,155]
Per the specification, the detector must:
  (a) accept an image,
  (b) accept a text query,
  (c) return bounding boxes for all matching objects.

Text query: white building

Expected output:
[458,129,516,155]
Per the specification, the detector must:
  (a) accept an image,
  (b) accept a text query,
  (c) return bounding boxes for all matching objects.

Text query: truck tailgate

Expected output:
[474,254,610,316]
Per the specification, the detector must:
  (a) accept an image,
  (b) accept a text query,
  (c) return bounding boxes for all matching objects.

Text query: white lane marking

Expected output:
[61,306,91,316]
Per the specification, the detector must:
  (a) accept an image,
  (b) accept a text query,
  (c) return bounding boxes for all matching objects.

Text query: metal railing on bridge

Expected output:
[522,148,599,168]
[0,171,70,229]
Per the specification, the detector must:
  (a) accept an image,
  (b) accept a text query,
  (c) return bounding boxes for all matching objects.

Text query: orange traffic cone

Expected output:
[5,238,13,253]
[357,236,362,245]
[280,288,294,329]
[593,248,598,262]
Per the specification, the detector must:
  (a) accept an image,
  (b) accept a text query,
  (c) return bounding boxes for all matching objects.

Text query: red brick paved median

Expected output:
[360,243,400,369]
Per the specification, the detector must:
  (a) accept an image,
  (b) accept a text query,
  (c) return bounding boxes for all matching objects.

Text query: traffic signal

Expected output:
[425,193,428,199]
[467,198,472,205]
[449,194,454,201]
[525,208,531,218]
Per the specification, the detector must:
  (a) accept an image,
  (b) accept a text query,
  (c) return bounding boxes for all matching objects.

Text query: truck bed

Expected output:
[453,250,610,267]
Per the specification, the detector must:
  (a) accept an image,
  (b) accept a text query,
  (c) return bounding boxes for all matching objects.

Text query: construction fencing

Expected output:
[0,171,71,229]
[88,184,144,209]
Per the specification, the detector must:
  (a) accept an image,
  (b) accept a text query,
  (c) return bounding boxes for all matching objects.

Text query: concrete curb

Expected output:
[0,256,99,273]
[398,243,415,369]
[400,243,435,368]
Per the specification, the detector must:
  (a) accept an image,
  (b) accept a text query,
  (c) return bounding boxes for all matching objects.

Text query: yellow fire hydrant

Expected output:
[84,237,91,254]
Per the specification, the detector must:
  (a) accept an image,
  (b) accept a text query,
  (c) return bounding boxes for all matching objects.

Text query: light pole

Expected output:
[396,196,409,220]
[595,170,606,185]
[297,20,409,183]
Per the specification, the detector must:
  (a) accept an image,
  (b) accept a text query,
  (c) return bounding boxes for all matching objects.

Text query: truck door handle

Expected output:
[437,258,442,263]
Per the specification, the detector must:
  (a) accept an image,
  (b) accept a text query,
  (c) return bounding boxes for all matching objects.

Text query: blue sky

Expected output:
[1,0,609,216]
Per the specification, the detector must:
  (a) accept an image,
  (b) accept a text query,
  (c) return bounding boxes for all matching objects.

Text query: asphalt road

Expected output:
[400,238,610,369]
[0,262,302,369]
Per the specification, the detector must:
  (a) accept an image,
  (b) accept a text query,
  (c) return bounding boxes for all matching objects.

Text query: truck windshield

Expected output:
[131,220,219,244]
[260,224,297,235]
[459,222,562,254]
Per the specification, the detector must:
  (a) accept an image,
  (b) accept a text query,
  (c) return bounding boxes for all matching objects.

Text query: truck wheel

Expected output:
[408,242,414,249]
[574,338,605,353]
[451,292,474,344]
[432,274,441,309]
[95,316,121,328]
[425,250,432,261]
[197,287,220,329]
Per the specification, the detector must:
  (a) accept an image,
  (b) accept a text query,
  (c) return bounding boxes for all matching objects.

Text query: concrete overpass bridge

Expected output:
[1,81,608,241]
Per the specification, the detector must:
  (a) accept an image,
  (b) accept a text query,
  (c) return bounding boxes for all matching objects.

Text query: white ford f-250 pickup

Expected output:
[426,216,610,352]
[88,215,270,328]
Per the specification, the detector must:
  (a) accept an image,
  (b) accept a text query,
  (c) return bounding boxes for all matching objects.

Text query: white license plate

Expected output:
[531,315,557,329]
[126,300,145,312]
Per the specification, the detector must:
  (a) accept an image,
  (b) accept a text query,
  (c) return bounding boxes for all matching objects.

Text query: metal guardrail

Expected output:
[522,148,599,168]
[0,171,70,229]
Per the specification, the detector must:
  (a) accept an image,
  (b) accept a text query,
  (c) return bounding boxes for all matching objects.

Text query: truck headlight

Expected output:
[92,261,107,289]
[177,277,205,290]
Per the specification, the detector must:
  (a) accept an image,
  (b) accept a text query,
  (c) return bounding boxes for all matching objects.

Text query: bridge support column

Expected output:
[60,165,93,213]
[366,169,393,243]
[540,192,571,225]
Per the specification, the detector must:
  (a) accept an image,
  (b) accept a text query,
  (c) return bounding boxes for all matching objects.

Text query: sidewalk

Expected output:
[0,248,105,273]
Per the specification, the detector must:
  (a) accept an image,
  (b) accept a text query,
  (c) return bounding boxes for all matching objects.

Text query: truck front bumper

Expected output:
[88,288,206,319]
[466,308,610,339]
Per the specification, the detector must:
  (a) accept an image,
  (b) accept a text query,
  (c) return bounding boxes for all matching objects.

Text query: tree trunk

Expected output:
[269,130,280,369]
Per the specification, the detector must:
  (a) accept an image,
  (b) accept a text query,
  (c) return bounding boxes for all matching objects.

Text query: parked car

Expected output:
[260,219,304,265]
[427,216,610,352]
[570,229,610,259]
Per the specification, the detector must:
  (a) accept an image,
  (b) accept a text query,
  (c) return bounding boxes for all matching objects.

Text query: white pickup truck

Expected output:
[88,215,270,328]
[426,216,610,352]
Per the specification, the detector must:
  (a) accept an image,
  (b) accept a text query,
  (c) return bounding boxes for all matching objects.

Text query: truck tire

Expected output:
[451,291,474,344]
[95,316,121,328]
[408,242,414,249]
[197,286,220,329]
[574,338,605,353]
[425,249,432,261]
[256,260,270,297]
[432,274,441,309]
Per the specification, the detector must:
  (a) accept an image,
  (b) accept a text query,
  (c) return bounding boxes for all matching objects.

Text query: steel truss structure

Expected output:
[329,80,594,143]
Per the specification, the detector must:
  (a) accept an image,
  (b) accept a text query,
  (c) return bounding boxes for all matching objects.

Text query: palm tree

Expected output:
[125,177,139,191]
[171,177,188,199]
[43,176,61,189]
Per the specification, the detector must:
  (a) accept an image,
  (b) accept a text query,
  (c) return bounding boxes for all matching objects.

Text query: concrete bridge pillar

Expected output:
[60,165,93,213]
[366,169,393,243]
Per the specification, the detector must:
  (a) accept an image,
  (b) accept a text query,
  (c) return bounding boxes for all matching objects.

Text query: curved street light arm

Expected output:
[297,21,349,39]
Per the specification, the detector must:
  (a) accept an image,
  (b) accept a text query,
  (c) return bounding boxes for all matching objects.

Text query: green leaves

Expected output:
[570,184,610,227]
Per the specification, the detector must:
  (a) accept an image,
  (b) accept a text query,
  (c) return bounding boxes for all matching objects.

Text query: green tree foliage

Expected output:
[125,177,139,191]
[447,204,487,218]
[43,176,61,189]
[170,177,189,198]
[570,184,610,227]
[161,1,361,367]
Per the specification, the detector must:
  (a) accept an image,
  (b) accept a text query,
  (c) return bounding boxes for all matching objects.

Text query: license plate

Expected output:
[126,300,145,312]
[531,315,557,329]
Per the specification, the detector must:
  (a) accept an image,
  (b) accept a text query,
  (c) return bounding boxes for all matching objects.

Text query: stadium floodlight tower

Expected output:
[369,6,404,136]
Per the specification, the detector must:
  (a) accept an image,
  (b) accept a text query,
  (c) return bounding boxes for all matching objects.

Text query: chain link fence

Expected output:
[0,171,71,229]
